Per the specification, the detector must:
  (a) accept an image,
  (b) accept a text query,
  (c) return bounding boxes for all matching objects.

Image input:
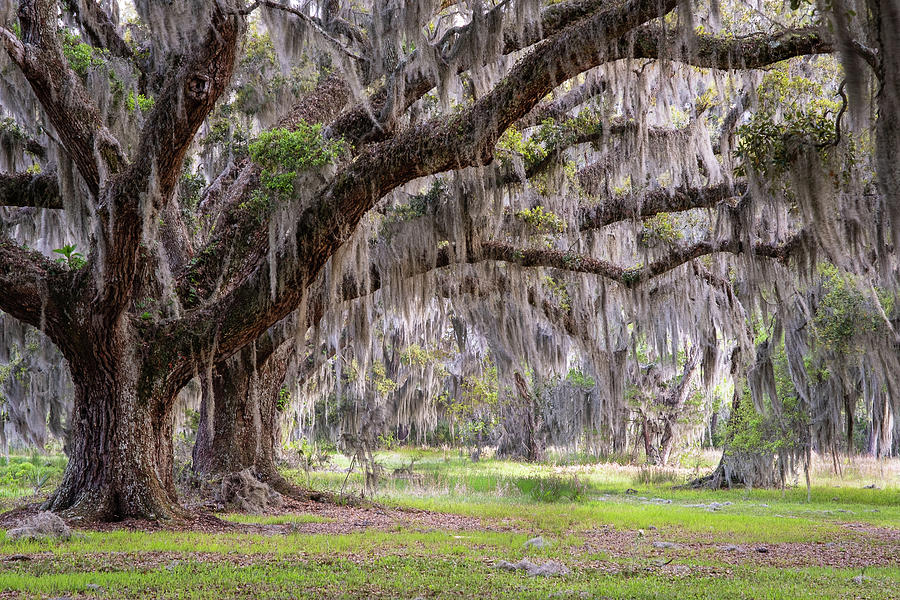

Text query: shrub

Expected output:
[516,475,586,502]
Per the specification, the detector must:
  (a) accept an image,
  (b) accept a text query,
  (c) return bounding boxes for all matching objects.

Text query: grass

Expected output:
[0,560,896,599]
[0,448,897,598]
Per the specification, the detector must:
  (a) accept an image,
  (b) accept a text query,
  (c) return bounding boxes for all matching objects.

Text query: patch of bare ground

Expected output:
[0,505,40,530]
[577,524,900,568]
[2,501,895,572]
[0,497,485,537]
[257,496,485,535]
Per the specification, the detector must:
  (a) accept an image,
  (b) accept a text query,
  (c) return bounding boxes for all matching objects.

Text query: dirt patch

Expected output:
[578,525,900,568]
[0,504,42,530]
[0,497,484,537]
[87,510,238,534]
[235,499,485,536]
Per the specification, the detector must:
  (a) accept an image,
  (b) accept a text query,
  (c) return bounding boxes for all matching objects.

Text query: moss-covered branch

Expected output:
[578,182,749,230]
[162,0,681,369]
[0,172,62,209]
[474,231,808,288]
[1,0,126,197]
[0,236,75,344]
[623,26,833,69]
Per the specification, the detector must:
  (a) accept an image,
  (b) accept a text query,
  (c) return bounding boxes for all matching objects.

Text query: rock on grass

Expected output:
[6,512,71,541]
[496,558,570,577]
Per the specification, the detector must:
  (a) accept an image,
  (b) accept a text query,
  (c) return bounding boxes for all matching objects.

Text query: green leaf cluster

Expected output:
[736,70,842,176]
[61,29,107,76]
[382,180,446,227]
[371,361,398,397]
[515,205,566,234]
[542,275,571,311]
[125,92,155,112]
[565,368,596,389]
[276,386,291,411]
[639,213,682,247]
[812,264,891,354]
[249,123,349,198]
[497,126,547,168]
[52,244,86,270]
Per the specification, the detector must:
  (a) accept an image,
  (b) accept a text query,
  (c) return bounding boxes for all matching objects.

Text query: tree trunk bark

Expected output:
[689,386,749,489]
[44,355,182,521]
[658,351,702,466]
[192,335,295,494]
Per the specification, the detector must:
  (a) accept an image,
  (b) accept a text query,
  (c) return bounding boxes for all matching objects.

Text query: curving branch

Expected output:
[124,8,244,208]
[160,0,681,376]
[163,4,839,379]
[475,230,808,288]
[190,15,836,321]
[174,73,353,307]
[578,181,748,230]
[258,0,368,63]
[328,0,616,147]
[623,26,833,69]
[89,5,245,317]
[518,76,607,130]
[0,172,62,209]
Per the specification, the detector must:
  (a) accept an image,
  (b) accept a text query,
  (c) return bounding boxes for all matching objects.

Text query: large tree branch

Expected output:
[327,0,614,147]
[174,74,352,308]
[88,5,244,318]
[578,182,748,230]
[624,26,833,68]
[188,20,831,314]
[168,4,837,380]
[162,0,681,375]
[183,0,602,305]
[475,230,808,288]
[0,237,76,344]
[0,0,126,197]
[518,75,606,130]
[125,9,244,207]
[0,172,61,209]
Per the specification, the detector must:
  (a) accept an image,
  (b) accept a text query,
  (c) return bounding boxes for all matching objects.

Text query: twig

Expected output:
[340,453,356,499]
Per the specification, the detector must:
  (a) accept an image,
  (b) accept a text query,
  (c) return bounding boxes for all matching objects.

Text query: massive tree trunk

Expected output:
[44,335,183,521]
[193,333,295,494]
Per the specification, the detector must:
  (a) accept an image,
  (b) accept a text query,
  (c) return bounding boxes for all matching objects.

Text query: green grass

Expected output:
[287,448,900,535]
[0,560,895,599]
[0,448,897,598]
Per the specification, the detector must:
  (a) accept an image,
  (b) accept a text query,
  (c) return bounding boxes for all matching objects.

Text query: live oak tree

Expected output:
[0,0,897,520]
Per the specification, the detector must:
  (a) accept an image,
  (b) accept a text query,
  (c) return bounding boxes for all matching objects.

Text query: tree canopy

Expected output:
[0,0,898,520]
